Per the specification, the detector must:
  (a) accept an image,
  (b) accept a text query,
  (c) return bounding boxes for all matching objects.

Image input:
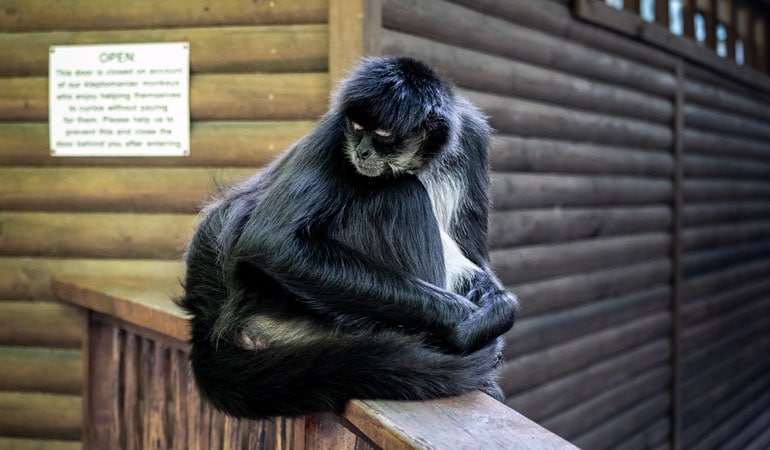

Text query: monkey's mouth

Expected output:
[352,158,387,177]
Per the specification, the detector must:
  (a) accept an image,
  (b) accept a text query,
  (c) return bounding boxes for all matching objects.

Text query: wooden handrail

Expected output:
[54,275,578,450]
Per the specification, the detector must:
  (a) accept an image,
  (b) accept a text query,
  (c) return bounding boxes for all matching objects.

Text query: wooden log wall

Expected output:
[678,64,770,449]
[0,1,328,448]
[378,0,770,448]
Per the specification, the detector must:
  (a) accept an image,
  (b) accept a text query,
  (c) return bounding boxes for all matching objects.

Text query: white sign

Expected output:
[49,42,190,157]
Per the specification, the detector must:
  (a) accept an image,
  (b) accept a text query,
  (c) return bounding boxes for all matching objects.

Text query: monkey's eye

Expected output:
[351,121,364,131]
[374,129,392,138]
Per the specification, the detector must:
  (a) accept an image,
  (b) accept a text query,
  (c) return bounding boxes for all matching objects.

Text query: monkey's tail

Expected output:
[188,330,502,419]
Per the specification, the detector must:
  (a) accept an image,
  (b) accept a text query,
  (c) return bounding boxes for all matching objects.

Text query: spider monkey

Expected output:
[178,57,518,419]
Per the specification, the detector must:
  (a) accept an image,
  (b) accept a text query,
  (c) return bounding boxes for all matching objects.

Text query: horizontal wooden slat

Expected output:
[0,212,196,259]
[684,154,770,179]
[492,232,671,285]
[500,312,671,396]
[0,392,81,440]
[492,136,673,175]
[0,0,327,31]
[382,0,676,96]
[0,438,80,450]
[0,73,329,121]
[682,219,770,252]
[464,89,673,149]
[380,29,673,123]
[572,393,670,450]
[0,25,328,77]
[491,173,672,210]
[508,339,671,423]
[683,202,770,227]
[684,103,770,142]
[682,277,770,326]
[683,179,770,203]
[512,259,671,316]
[0,257,183,300]
[681,295,770,353]
[683,128,770,160]
[543,366,670,440]
[0,302,84,348]
[0,121,313,167]
[0,346,82,394]
[681,257,770,302]
[684,77,770,123]
[505,285,669,357]
[683,240,770,278]
[0,167,253,212]
[489,206,672,248]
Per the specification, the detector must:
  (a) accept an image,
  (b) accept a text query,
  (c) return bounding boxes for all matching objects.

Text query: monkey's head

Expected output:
[335,57,455,178]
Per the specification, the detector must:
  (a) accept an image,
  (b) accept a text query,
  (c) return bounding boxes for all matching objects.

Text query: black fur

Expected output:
[178,57,517,419]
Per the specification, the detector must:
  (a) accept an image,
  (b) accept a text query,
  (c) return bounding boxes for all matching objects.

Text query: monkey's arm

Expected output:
[236,223,476,333]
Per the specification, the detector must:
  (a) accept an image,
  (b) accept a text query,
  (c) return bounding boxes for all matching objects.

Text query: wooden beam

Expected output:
[328,0,382,88]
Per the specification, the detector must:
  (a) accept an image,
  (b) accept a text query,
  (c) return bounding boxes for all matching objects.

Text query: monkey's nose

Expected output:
[359,148,372,160]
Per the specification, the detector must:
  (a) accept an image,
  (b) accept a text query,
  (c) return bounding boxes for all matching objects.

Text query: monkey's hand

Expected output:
[440,274,518,354]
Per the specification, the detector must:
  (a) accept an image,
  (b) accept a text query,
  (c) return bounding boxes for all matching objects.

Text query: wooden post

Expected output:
[720,0,736,59]
[671,60,685,450]
[655,0,670,29]
[624,0,640,14]
[683,0,696,38]
[86,317,122,450]
[328,0,382,90]
[737,3,755,66]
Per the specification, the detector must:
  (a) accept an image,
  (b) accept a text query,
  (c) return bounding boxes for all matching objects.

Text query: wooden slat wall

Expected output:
[381,0,676,448]
[679,64,770,449]
[0,1,328,448]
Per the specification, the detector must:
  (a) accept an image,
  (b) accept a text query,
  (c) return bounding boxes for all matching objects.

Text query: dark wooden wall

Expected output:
[379,0,769,449]
[0,1,326,448]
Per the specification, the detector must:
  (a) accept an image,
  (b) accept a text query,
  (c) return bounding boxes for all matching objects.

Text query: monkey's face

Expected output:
[343,118,426,178]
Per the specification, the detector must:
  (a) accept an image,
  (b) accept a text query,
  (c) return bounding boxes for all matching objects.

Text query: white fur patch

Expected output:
[440,230,480,292]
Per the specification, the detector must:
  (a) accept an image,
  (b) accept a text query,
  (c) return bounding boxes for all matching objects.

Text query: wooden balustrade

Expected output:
[53,275,578,450]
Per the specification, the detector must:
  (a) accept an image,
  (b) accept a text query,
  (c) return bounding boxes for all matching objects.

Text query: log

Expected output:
[382,0,676,96]
[0,121,313,167]
[0,25,328,77]
[489,206,672,248]
[543,366,670,440]
[512,259,671,316]
[0,0,327,31]
[684,77,770,123]
[681,256,770,302]
[504,285,670,357]
[683,128,770,160]
[684,103,770,142]
[681,277,770,325]
[0,73,328,121]
[572,393,670,450]
[452,0,677,71]
[683,240,770,278]
[0,212,196,259]
[491,232,671,285]
[684,154,770,179]
[500,312,670,396]
[0,347,82,394]
[380,30,673,124]
[0,167,253,213]
[0,302,84,348]
[696,392,770,450]
[683,201,770,227]
[463,89,673,149]
[612,417,671,450]
[491,173,672,210]
[0,392,81,440]
[682,219,770,252]
[683,314,770,376]
[491,135,673,176]
[683,179,770,203]
[681,296,770,352]
[0,438,80,450]
[0,257,183,300]
[508,339,671,421]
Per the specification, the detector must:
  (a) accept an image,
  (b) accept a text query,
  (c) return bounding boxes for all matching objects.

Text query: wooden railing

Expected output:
[53,275,578,450]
